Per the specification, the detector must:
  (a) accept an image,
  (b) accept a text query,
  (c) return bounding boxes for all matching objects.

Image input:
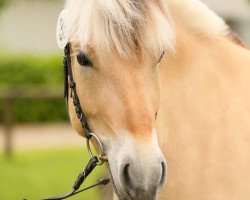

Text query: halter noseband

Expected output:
[39,43,110,200]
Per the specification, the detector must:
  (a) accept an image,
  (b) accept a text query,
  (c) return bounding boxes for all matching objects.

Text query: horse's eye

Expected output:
[77,52,92,67]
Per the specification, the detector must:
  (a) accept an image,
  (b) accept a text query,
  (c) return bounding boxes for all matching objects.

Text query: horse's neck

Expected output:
[157,25,250,199]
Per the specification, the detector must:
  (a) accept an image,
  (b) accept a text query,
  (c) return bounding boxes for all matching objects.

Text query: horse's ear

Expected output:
[56,9,69,49]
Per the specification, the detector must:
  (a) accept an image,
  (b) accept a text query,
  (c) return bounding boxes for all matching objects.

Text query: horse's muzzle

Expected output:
[108,135,167,200]
[118,156,166,200]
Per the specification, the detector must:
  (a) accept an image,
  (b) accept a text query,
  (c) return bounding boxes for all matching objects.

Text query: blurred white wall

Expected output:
[202,0,250,46]
[0,0,249,54]
[0,0,62,54]
[202,0,250,21]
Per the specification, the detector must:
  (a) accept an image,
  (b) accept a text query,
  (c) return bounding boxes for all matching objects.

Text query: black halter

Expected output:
[38,43,110,200]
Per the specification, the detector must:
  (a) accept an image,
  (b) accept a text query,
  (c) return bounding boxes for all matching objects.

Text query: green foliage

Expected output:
[0,148,105,200]
[0,0,7,11]
[0,53,69,123]
[13,99,68,122]
[0,54,63,86]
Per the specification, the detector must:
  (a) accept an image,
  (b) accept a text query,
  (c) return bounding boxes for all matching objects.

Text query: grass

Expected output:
[0,148,107,200]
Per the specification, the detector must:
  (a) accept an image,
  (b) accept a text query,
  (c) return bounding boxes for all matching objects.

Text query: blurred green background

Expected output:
[0,148,105,200]
[0,0,249,200]
[0,1,108,200]
[0,53,67,123]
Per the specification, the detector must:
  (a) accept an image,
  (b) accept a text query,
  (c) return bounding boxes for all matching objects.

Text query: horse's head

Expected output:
[68,42,166,199]
[60,0,175,199]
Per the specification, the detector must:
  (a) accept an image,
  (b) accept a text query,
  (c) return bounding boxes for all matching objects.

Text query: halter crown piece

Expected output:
[33,10,110,200]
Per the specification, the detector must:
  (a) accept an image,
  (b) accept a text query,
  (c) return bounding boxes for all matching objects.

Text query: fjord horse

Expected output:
[60,0,250,199]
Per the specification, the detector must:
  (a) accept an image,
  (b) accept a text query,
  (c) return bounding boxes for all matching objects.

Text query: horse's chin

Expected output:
[108,169,129,200]
[113,190,158,200]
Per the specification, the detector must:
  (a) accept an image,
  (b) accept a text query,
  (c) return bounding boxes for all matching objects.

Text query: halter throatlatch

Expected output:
[39,43,110,200]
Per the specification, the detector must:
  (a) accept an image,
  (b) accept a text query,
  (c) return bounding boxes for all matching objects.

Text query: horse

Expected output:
[57,0,250,199]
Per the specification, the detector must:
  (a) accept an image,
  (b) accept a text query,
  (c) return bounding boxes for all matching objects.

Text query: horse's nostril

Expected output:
[122,164,133,193]
[160,161,167,186]
[123,164,130,183]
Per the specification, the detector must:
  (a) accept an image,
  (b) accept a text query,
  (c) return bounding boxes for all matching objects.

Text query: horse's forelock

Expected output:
[64,0,175,59]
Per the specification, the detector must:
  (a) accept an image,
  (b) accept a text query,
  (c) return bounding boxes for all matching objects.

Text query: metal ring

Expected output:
[86,132,106,166]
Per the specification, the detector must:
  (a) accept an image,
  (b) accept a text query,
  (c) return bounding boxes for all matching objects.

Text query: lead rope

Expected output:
[42,157,110,200]
[37,43,110,200]
[41,144,109,200]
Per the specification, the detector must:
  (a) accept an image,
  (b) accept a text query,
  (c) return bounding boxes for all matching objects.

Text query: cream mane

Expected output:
[64,0,235,58]
[169,0,230,38]
[170,0,244,46]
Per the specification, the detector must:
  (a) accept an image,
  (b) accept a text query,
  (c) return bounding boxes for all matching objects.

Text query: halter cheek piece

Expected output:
[64,44,92,138]
[38,43,110,200]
